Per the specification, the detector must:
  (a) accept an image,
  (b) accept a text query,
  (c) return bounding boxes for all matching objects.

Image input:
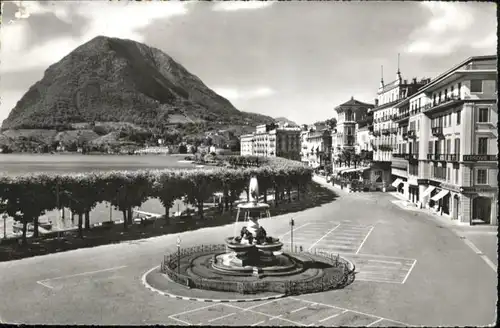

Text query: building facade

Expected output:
[240,134,254,156]
[392,55,497,225]
[304,128,332,169]
[240,123,301,161]
[331,97,374,171]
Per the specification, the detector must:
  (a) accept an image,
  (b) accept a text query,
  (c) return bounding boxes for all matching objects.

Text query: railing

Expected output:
[392,153,406,158]
[402,132,408,140]
[407,130,417,139]
[431,126,443,136]
[427,153,447,161]
[373,130,381,137]
[424,95,462,113]
[446,154,459,162]
[160,244,355,295]
[381,129,390,135]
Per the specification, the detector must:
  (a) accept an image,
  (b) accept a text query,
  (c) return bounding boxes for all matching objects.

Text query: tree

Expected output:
[179,144,187,154]
[325,118,337,130]
[152,172,184,225]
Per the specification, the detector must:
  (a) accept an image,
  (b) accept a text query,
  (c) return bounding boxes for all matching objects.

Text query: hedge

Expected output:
[0,156,312,244]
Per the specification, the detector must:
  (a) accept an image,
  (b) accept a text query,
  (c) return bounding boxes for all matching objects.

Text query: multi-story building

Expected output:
[305,128,332,169]
[331,97,374,170]
[240,123,301,161]
[392,55,497,225]
[240,134,254,156]
[300,128,310,164]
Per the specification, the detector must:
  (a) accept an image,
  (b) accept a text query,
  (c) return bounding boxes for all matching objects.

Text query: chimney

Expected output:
[412,78,417,84]
[403,79,407,85]
[374,99,379,106]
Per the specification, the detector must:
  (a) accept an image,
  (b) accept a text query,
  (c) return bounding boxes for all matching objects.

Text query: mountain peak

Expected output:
[2,37,273,132]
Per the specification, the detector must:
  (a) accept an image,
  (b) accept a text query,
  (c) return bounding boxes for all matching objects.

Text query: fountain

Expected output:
[148,176,356,297]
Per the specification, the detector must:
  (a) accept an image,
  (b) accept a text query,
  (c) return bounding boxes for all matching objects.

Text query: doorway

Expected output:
[472,196,492,224]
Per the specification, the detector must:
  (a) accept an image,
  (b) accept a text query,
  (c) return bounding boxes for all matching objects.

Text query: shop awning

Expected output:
[421,186,436,198]
[391,178,404,187]
[356,167,370,172]
[431,189,450,201]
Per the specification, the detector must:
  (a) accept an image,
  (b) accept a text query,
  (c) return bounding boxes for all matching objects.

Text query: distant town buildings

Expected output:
[299,125,332,169]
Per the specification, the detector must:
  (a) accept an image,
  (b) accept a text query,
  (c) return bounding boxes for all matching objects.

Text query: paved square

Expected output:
[167,297,411,326]
[344,254,417,284]
[36,266,128,290]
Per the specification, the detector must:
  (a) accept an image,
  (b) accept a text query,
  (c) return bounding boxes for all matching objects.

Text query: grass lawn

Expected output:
[0,181,337,262]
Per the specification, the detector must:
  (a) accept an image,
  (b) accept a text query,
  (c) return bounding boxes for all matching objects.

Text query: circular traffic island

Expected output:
[144,244,356,301]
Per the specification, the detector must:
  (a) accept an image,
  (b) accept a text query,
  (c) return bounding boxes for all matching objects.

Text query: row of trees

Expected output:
[335,149,373,168]
[0,157,312,245]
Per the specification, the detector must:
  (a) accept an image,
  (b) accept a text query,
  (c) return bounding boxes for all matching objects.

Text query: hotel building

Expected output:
[304,128,332,169]
[240,123,301,161]
[392,55,497,225]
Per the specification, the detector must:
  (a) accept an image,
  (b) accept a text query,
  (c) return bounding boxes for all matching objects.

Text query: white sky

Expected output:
[0,0,496,125]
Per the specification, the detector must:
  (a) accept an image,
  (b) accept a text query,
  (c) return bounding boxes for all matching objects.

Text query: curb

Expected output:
[141,266,287,303]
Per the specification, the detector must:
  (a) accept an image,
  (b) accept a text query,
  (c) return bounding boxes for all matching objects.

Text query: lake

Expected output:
[0,153,228,238]
[0,153,199,175]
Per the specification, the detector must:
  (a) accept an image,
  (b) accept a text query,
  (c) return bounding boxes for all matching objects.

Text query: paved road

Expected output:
[0,180,496,326]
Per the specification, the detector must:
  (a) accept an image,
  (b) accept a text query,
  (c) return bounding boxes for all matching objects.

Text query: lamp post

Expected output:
[289,218,294,252]
[177,236,181,274]
[2,214,7,240]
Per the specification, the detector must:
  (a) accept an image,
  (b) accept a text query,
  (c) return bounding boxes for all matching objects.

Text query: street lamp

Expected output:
[289,218,295,252]
[177,236,181,274]
[2,214,7,240]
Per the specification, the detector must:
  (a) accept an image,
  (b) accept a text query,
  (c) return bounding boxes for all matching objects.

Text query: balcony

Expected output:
[381,129,390,136]
[431,126,443,137]
[424,95,463,115]
[373,130,381,137]
[407,130,417,139]
[427,153,447,161]
[390,128,398,134]
[402,132,408,140]
[446,154,459,162]
[392,153,406,158]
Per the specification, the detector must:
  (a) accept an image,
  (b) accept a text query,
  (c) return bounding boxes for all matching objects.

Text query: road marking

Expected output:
[367,318,384,327]
[401,259,417,284]
[225,303,307,326]
[169,316,192,325]
[36,281,55,289]
[251,320,265,326]
[341,252,417,261]
[368,259,403,265]
[242,299,278,311]
[290,297,410,326]
[308,224,341,250]
[207,312,236,323]
[462,238,497,272]
[278,223,310,239]
[355,226,374,254]
[38,265,127,283]
[290,306,307,313]
[318,310,348,322]
[170,303,219,317]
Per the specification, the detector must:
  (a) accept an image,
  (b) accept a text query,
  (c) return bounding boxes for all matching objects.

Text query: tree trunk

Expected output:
[61,208,65,219]
[33,216,39,238]
[122,210,128,230]
[127,207,133,225]
[263,189,267,203]
[71,211,75,223]
[198,201,204,219]
[287,188,291,203]
[297,184,301,201]
[84,211,91,230]
[246,189,250,202]
[274,187,279,207]
[22,220,28,245]
[78,213,83,238]
[164,206,170,225]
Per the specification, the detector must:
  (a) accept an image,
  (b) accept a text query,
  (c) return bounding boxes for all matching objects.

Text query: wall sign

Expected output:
[463,155,497,161]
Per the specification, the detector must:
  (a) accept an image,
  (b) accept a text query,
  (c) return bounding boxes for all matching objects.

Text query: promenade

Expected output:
[0,179,496,326]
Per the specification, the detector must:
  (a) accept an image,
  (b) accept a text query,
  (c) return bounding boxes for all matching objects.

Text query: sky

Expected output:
[0,1,497,125]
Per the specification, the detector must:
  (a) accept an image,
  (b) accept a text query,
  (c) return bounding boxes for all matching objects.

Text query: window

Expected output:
[456,110,461,125]
[478,108,489,122]
[458,82,462,98]
[434,140,440,154]
[448,113,452,126]
[470,80,483,93]
[447,168,451,182]
[417,120,420,131]
[454,138,460,155]
[476,169,487,184]
[438,91,442,102]
[415,141,419,155]
[478,137,488,155]
[451,85,454,96]
[446,139,451,154]
[455,168,459,184]
[428,141,433,154]
[444,89,448,100]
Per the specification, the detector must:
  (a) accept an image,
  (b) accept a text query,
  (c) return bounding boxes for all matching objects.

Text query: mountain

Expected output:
[1,36,274,137]
[274,117,298,126]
